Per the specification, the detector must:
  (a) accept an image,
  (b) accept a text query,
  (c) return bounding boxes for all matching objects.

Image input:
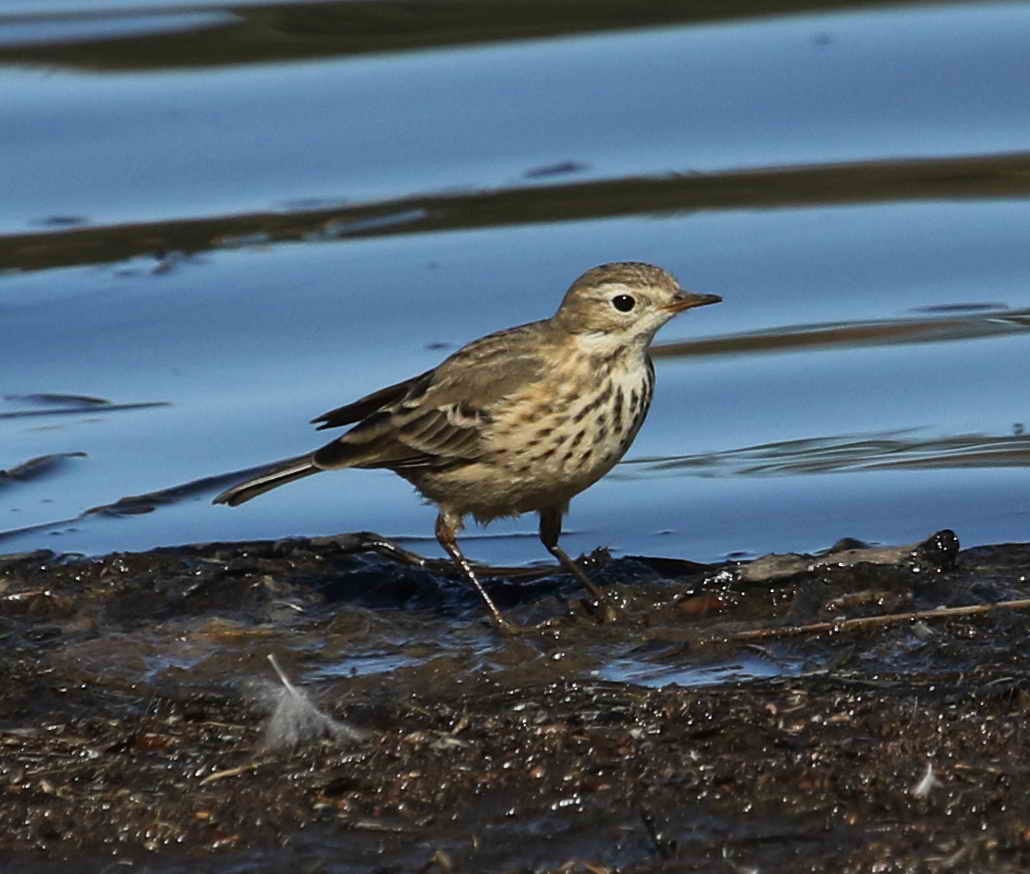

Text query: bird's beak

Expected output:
[662,290,723,313]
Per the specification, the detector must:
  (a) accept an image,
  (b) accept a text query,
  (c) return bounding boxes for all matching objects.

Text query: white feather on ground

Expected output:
[261,653,366,750]
[910,761,942,799]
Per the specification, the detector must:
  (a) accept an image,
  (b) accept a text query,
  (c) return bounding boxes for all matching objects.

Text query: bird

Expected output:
[213,262,721,630]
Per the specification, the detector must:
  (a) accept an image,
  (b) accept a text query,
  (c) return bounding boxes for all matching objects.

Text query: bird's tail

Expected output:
[213,455,319,507]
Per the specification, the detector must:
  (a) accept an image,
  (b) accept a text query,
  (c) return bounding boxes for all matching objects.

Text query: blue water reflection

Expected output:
[5,5,1030,231]
[2,2,1030,563]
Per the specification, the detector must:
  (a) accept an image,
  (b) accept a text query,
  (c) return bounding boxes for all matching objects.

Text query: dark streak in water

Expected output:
[0,452,87,485]
[910,302,1008,314]
[524,161,588,179]
[0,0,916,72]
[6,151,1030,273]
[623,429,1030,478]
[31,215,88,228]
[0,401,171,420]
[85,476,233,517]
[84,462,297,517]
[0,462,289,542]
[5,393,111,407]
[652,308,1030,359]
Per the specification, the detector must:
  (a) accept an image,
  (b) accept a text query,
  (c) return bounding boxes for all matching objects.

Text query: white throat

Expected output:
[574,329,652,357]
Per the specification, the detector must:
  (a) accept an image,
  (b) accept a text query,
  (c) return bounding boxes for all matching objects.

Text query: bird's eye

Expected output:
[611,294,636,313]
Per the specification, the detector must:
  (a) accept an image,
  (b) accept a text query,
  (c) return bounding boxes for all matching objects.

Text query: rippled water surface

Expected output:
[3,0,1030,565]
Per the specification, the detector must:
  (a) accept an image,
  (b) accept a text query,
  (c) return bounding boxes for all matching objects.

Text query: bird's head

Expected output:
[553,262,721,349]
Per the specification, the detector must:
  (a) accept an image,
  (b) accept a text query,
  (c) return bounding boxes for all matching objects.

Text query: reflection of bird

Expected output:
[214,262,721,629]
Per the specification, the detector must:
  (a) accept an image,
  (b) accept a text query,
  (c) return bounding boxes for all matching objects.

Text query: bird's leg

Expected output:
[435,512,518,632]
[538,507,615,620]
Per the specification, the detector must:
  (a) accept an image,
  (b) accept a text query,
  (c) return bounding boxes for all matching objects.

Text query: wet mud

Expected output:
[1,530,1029,872]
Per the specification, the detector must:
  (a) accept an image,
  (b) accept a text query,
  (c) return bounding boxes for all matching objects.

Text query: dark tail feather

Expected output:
[212,456,319,506]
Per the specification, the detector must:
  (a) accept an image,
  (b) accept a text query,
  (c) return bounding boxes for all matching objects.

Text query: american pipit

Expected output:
[214,262,721,629]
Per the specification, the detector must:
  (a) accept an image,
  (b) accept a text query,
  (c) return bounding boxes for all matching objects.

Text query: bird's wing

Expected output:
[311,369,434,430]
[312,322,549,471]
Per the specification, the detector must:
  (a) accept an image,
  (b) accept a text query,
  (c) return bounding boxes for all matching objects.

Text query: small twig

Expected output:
[722,598,1030,642]
[197,760,266,786]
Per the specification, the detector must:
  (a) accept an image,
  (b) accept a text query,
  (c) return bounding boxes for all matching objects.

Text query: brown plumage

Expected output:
[213,262,721,629]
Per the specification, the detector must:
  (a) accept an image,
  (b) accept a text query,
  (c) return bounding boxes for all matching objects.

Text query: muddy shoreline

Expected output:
[2,531,1029,872]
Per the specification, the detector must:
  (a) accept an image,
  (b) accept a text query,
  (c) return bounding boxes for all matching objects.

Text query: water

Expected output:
[596,652,804,688]
[3,0,1030,567]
